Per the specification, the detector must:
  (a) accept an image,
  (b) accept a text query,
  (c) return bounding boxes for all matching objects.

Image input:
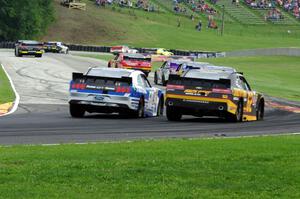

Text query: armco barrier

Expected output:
[0,41,223,57]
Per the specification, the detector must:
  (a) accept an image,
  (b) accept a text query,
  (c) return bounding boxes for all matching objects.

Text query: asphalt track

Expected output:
[0,50,300,145]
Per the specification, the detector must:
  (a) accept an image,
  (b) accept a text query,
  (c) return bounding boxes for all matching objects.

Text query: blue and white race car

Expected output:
[69,68,164,118]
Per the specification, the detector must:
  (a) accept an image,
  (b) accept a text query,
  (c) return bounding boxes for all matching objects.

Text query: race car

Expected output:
[69,68,164,118]
[108,53,152,77]
[110,45,138,55]
[154,60,186,86]
[156,48,174,56]
[15,40,44,57]
[44,41,69,54]
[165,69,265,122]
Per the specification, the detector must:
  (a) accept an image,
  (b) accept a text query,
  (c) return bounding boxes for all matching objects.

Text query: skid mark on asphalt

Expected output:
[266,101,300,113]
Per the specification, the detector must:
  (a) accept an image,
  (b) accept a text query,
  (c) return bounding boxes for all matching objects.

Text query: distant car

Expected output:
[156,48,174,56]
[165,69,265,122]
[154,60,186,86]
[15,40,44,57]
[44,41,69,54]
[69,68,164,118]
[108,53,152,77]
[110,45,138,55]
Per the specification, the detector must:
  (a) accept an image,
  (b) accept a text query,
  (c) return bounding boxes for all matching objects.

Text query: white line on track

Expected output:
[1,63,20,117]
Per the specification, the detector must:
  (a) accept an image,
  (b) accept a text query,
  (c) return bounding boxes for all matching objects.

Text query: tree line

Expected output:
[0,0,55,41]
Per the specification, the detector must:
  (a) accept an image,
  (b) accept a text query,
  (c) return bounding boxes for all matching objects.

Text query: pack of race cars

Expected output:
[69,58,265,122]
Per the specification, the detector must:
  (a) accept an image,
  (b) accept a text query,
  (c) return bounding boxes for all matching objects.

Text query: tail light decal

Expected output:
[167,85,185,90]
[115,86,131,93]
[212,88,232,94]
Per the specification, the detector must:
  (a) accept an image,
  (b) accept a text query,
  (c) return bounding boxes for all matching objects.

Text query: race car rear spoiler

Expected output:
[72,72,132,83]
[168,74,231,88]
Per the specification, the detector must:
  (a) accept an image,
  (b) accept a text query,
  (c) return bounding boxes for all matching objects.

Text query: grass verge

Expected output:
[199,56,300,101]
[0,135,299,198]
[0,65,15,104]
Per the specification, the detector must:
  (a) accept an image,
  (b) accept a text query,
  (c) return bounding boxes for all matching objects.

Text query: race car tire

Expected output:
[227,99,243,122]
[66,49,69,54]
[144,72,149,77]
[162,75,167,86]
[157,97,164,116]
[133,98,145,118]
[256,100,264,121]
[35,54,42,58]
[166,106,182,121]
[154,72,158,85]
[70,104,85,118]
[108,63,111,68]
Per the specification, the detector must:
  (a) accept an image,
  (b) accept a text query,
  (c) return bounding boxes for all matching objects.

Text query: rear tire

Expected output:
[70,104,85,118]
[227,99,243,122]
[133,98,145,118]
[157,97,164,116]
[166,105,182,121]
[162,75,167,86]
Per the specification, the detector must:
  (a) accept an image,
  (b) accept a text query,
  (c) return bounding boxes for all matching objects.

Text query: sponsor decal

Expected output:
[184,89,210,96]
[183,99,209,104]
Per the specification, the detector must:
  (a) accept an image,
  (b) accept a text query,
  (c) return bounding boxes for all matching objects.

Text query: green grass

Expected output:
[0,66,15,104]
[199,56,300,101]
[43,0,300,51]
[0,135,300,198]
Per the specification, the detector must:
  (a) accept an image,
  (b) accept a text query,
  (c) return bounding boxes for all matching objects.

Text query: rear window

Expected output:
[87,69,131,78]
[22,41,43,46]
[185,70,230,80]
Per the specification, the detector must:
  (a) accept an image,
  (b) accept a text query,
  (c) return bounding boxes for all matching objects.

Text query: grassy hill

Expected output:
[42,0,300,51]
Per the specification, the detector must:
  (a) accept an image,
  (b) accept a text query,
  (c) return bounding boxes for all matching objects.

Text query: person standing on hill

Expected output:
[177,17,181,27]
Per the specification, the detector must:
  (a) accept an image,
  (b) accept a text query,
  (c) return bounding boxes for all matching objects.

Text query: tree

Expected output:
[0,0,55,41]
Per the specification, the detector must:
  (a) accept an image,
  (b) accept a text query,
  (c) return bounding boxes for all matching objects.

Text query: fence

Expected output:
[0,41,224,58]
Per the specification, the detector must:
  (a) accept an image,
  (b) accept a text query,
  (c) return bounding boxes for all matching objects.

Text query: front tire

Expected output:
[256,100,264,121]
[166,105,182,121]
[154,72,158,85]
[70,104,85,118]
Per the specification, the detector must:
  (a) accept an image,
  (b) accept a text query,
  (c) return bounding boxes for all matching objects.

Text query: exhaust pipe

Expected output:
[218,106,224,111]
[168,101,174,106]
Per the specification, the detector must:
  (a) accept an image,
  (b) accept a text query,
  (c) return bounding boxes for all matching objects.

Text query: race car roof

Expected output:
[205,65,236,72]
[184,69,231,80]
[87,68,135,78]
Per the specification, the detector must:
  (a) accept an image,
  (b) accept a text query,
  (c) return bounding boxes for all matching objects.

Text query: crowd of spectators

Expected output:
[277,0,300,19]
[244,0,275,9]
[266,8,284,20]
[185,0,218,15]
[95,0,158,12]
[173,1,188,14]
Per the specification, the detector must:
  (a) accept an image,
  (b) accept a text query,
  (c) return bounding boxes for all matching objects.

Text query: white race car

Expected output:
[69,68,164,118]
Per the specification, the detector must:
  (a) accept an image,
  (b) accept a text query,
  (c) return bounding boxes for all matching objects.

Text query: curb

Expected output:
[0,64,20,117]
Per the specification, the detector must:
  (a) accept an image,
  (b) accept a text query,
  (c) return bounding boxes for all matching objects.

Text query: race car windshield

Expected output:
[87,69,131,78]
[124,56,151,62]
[22,41,43,46]
[185,70,230,80]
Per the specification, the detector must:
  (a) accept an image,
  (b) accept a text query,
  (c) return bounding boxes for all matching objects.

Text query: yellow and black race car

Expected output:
[15,40,44,57]
[165,69,264,122]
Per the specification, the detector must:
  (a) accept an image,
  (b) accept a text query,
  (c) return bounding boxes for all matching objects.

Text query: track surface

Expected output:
[0,50,300,145]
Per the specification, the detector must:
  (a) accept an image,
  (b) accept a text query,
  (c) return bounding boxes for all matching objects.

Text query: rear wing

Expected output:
[72,72,132,84]
[168,74,231,89]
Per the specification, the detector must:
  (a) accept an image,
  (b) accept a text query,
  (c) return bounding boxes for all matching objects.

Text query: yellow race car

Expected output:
[165,69,265,122]
[156,48,174,56]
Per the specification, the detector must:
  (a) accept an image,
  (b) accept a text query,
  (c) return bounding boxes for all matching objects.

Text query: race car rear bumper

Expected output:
[19,50,43,55]
[69,100,132,113]
[166,98,229,117]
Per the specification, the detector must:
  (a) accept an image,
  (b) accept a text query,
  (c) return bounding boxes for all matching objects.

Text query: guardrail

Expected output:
[0,41,225,58]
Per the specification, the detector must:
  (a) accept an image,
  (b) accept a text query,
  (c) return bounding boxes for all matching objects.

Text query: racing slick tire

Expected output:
[256,100,264,121]
[108,62,111,68]
[226,99,243,122]
[154,72,158,85]
[162,75,167,86]
[35,54,42,58]
[157,97,164,116]
[70,104,85,118]
[166,105,182,121]
[144,72,149,77]
[133,98,145,118]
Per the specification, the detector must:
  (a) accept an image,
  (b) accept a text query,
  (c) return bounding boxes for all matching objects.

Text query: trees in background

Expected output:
[0,0,55,41]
